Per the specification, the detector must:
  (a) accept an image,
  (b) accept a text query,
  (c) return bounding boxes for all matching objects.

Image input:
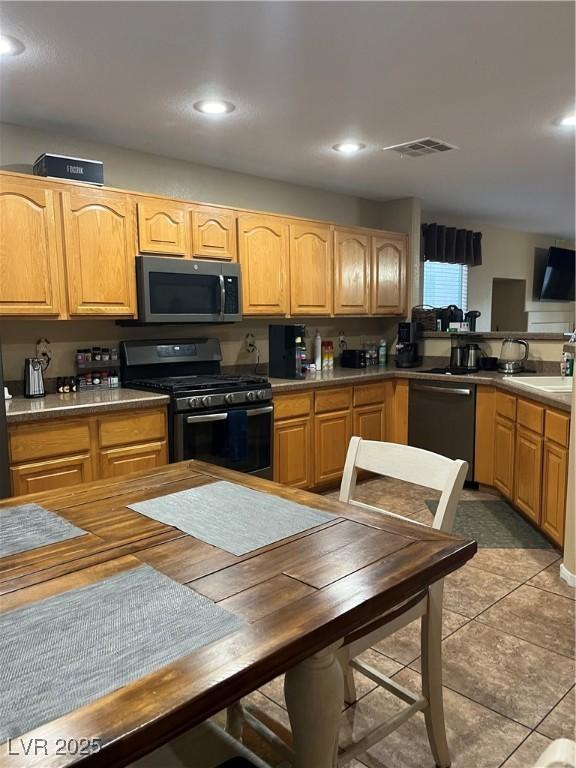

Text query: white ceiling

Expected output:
[1,1,574,237]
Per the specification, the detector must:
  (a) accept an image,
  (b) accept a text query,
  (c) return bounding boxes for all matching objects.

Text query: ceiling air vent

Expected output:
[382,137,459,157]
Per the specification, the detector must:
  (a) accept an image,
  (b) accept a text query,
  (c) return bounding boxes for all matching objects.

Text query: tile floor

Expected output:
[239,477,575,768]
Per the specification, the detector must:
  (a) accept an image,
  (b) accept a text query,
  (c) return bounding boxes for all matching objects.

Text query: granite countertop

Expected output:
[5,388,170,424]
[269,365,573,411]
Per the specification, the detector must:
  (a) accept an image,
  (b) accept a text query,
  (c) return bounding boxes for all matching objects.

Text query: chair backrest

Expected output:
[339,436,468,533]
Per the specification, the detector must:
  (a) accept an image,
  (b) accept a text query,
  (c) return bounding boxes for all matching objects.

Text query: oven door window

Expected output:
[177,407,272,474]
[149,272,221,316]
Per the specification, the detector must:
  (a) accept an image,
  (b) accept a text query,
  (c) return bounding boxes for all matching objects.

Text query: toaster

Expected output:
[340,349,367,369]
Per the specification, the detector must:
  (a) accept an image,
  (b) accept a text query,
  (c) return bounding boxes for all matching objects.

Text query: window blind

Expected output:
[423,261,469,311]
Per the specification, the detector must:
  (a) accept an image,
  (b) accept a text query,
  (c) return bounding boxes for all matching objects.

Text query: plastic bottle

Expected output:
[378,339,388,366]
[314,330,322,370]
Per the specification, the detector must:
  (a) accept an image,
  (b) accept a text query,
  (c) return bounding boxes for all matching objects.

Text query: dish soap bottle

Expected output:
[378,338,388,366]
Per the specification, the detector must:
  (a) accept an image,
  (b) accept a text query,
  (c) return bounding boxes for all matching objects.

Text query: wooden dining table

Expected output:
[0,460,476,768]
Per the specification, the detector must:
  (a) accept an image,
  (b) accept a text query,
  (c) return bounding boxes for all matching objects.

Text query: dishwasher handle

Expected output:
[411,383,472,397]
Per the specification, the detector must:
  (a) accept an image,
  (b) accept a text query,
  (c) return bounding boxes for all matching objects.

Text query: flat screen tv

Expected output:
[539,247,575,301]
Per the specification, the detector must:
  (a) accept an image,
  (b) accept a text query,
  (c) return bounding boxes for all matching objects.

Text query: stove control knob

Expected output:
[188,396,202,409]
[201,395,212,408]
[224,392,236,404]
[256,389,268,400]
[246,391,257,402]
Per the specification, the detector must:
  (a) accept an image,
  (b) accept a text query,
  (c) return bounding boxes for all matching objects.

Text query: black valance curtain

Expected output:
[422,223,482,266]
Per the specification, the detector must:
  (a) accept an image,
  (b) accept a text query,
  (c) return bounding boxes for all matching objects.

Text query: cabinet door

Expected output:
[238,214,289,315]
[99,441,168,479]
[353,405,384,442]
[10,454,93,496]
[62,188,137,315]
[314,410,352,486]
[333,229,370,315]
[137,199,189,256]
[289,222,333,315]
[0,176,63,316]
[541,440,568,546]
[494,416,515,499]
[274,416,313,489]
[514,426,543,523]
[191,206,237,261]
[371,234,407,315]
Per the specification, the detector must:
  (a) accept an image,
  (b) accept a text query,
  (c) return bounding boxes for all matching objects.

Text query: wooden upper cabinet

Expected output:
[333,229,370,315]
[238,214,289,315]
[137,198,189,256]
[62,188,137,316]
[191,206,237,261]
[371,234,407,315]
[289,222,333,315]
[0,176,63,316]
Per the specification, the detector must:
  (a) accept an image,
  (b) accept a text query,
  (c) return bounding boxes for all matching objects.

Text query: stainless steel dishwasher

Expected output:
[408,380,476,482]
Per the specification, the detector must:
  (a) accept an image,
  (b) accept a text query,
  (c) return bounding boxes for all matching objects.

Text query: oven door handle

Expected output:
[186,413,228,424]
[246,406,273,416]
[219,274,226,319]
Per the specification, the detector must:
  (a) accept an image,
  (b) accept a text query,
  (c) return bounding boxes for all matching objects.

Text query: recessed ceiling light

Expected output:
[332,142,366,155]
[193,100,236,115]
[0,35,25,56]
[560,113,576,127]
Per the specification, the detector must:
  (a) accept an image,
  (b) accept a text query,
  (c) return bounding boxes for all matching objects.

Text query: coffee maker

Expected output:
[396,322,421,368]
[268,324,307,379]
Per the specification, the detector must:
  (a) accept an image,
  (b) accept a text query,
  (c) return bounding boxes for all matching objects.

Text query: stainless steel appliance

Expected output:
[135,256,242,324]
[0,342,11,498]
[465,343,481,371]
[268,324,306,379]
[498,338,529,374]
[450,343,468,369]
[396,322,421,368]
[409,380,476,482]
[24,358,45,398]
[121,339,272,478]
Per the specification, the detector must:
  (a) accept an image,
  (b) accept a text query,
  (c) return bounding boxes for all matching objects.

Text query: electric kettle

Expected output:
[498,339,529,374]
[24,358,45,398]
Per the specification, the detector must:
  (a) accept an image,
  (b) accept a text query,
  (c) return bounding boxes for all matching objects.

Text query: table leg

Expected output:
[284,643,344,768]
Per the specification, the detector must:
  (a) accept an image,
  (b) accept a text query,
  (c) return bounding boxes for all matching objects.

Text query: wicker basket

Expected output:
[411,305,438,331]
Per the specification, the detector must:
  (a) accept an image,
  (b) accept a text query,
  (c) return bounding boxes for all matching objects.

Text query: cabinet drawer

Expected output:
[353,382,386,407]
[10,454,93,496]
[315,387,353,414]
[9,420,91,463]
[545,409,570,447]
[517,398,544,434]
[495,392,516,421]
[274,392,313,420]
[98,409,166,449]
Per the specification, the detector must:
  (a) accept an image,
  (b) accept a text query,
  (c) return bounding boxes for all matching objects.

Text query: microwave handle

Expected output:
[219,274,226,319]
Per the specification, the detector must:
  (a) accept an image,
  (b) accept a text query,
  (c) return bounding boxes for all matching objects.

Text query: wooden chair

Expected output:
[533,739,576,768]
[337,437,468,767]
[129,720,272,768]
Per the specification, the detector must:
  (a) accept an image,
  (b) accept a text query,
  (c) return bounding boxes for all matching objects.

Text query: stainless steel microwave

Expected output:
[135,256,242,323]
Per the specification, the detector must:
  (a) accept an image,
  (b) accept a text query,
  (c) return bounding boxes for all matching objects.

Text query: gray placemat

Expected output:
[0,565,244,743]
[128,480,335,556]
[0,503,87,558]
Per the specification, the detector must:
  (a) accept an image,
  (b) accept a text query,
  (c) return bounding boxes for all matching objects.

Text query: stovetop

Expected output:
[127,374,269,394]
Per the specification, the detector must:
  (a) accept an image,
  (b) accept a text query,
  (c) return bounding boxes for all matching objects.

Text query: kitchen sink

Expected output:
[509,376,573,393]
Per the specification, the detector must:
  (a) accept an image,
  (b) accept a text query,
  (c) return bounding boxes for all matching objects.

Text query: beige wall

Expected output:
[0,122,385,227]
[423,211,575,333]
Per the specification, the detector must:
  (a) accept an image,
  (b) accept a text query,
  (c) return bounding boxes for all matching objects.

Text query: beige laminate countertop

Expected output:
[269,365,573,412]
[5,388,170,424]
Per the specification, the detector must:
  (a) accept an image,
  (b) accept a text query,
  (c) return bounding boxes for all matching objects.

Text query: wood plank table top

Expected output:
[0,461,477,768]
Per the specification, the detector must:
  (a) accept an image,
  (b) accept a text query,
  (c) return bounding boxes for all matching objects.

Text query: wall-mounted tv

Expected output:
[539,247,575,301]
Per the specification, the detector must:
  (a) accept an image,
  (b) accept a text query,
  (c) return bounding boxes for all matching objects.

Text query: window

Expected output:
[422,261,469,311]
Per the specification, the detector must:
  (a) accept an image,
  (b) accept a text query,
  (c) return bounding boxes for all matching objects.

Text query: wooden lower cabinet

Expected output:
[10,453,93,496]
[8,407,168,495]
[541,440,568,546]
[314,410,352,486]
[513,426,543,524]
[493,416,515,499]
[99,441,168,479]
[273,416,313,489]
[353,405,384,442]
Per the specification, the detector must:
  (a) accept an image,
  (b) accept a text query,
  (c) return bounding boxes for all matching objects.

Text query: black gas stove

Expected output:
[121,339,273,477]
